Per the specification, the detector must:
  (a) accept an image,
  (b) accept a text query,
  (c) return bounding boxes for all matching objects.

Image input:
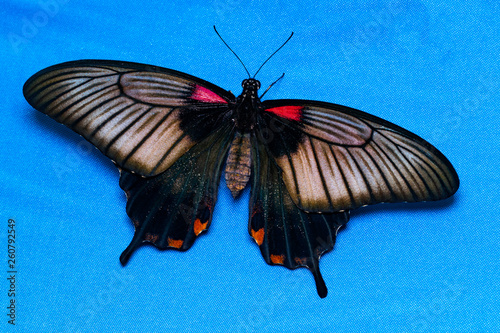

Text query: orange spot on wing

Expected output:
[251,228,264,246]
[145,233,158,242]
[167,238,183,249]
[194,218,208,236]
[270,254,285,264]
[294,257,308,265]
[251,202,263,218]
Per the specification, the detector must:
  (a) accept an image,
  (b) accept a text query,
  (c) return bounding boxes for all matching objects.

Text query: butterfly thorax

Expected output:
[224,79,262,197]
[233,78,261,130]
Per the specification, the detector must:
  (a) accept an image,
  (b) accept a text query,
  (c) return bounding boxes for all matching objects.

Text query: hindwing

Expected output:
[119,124,233,263]
[249,134,349,297]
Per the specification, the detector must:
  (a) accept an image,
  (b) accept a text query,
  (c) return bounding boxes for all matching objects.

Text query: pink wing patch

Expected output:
[190,84,228,104]
[265,106,303,121]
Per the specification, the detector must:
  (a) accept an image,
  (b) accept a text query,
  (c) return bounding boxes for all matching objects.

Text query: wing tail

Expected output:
[118,125,233,264]
[250,134,349,297]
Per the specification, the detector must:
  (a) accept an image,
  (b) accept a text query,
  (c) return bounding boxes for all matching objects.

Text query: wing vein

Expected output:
[329,145,354,207]
[103,106,153,155]
[120,108,176,166]
[309,138,334,210]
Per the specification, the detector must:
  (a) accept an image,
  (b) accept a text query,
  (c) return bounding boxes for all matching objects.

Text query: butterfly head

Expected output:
[240,78,261,99]
[242,78,261,90]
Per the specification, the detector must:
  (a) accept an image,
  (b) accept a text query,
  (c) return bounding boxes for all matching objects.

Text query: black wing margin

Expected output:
[249,133,349,298]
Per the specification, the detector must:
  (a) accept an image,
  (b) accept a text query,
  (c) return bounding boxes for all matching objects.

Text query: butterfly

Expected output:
[23,30,459,298]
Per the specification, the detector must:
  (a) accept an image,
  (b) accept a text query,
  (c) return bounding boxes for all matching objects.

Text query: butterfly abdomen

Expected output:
[225,131,252,197]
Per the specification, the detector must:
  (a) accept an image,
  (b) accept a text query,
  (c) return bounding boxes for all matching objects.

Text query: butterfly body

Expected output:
[213,78,262,197]
[24,59,459,298]
[225,131,252,197]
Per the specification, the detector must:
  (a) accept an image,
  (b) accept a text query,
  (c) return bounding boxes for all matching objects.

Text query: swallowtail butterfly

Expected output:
[23,28,459,298]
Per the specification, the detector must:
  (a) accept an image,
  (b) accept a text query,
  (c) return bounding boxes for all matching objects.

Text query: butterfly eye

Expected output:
[242,79,248,87]
[255,81,261,89]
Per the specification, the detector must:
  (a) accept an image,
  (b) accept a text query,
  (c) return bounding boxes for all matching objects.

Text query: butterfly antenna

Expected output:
[260,72,285,99]
[214,26,251,78]
[253,31,294,78]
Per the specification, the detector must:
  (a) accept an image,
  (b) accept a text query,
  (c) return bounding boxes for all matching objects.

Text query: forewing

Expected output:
[23,60,234,177]
[250,134,349,298]
[119,124,233,264]
[261,100,460,212]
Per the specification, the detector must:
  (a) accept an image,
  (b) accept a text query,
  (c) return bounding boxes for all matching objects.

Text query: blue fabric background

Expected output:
[2,0,499,332]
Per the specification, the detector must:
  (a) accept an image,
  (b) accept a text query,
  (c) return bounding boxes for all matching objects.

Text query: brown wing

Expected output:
[23,60,234,177]
[260,100,460,213]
